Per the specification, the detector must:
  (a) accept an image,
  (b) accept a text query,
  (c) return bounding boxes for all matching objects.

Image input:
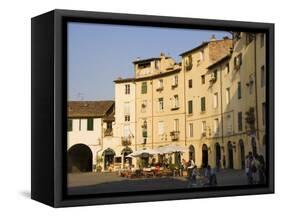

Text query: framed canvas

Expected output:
[31,9,274,207]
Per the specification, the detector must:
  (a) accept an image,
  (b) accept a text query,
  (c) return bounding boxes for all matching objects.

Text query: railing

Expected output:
[121,137,131,146]
[171,106,180,111]
[170,131,180,141]
[156,86,164,92]
[104,128,113,137]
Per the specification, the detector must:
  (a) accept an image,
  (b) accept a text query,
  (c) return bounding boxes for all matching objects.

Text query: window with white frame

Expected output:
[172,75,178,87]
[125,84,130,95]
[173,95,179,109]
[158,121,165,135]
[125,115,130,122]
[201,121,207,133]
[226,114,232,134]
[158,79,164,89]
[173,119,179,131]
[213,92,218,109]
[124,102,130,122]
[226,88,230,105]
[189,123,194,137]
[213,118,219,135]
[124,125,130,138]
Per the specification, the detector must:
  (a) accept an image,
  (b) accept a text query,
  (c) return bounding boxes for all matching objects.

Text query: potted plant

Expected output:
[96,156,103,172]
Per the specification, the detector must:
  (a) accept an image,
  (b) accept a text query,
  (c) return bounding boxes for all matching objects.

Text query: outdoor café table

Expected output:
[143,167,154,177]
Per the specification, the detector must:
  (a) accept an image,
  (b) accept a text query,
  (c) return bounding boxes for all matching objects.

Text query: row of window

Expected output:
[125,64,265,96]
[124,80,264,121]
[67,118,94,132]
[187,112,243,138]
[139,119,180,139]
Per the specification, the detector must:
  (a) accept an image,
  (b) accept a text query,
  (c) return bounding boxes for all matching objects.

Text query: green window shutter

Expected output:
[188,100,193,114]
[87,118,94,131]
[142,129,148,138]
[141,82,147,94]
[201,97,206,112]
[238,112,243,131]
[67,119,72,131]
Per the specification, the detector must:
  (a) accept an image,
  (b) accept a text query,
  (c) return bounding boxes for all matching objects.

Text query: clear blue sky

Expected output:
[67,22,231,101]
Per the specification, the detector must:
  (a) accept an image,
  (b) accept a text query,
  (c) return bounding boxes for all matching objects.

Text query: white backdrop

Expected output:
[0,0,279,215]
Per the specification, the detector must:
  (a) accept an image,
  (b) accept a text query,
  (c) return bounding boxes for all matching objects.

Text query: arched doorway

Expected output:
[189,145,195,162]
[215,143,221,169]
[102,148,116,170]
[68,144,93,173]
[202,144,208,168]
[121,147,133,167]
[239,139,245,169]
[227,141,234,169]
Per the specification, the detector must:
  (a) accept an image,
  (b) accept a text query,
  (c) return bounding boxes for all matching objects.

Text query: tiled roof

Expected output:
[68,100,114,118]
[207,54,231,69]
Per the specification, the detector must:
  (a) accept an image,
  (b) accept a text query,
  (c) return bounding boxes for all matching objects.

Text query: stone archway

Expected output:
[68,144,93,173]
[202,144,208,168]
[102,148,116,170]
[121,147,133,167]
[239,139,245,169]
[227,141,234,169]
[189,145,195,162]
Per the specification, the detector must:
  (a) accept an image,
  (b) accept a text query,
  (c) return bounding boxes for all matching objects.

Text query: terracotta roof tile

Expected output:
[68,100,114,118]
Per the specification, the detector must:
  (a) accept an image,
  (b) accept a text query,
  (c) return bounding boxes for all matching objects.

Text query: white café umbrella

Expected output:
[157,144,188,154]
[127,148,160,157]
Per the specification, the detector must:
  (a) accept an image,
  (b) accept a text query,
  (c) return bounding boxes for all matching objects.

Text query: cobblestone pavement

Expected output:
[68,169,248,195]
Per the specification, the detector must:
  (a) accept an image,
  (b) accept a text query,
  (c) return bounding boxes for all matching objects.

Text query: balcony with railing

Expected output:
[121,137,131,146]
[170,131,180,141]
[104,128,113,137]
[156,86,164,92]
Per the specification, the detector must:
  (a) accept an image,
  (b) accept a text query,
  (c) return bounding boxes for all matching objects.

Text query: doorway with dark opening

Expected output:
[202,144,208,168]
[68,143,93,173]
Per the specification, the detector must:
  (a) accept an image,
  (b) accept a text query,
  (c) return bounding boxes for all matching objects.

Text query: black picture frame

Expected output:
[31,9,274,207]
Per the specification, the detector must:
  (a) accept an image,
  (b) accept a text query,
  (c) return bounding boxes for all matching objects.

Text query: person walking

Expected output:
[245,152,253,184]
[251,154,260,184]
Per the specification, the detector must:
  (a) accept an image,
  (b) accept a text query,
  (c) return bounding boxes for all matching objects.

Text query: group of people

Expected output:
[245,152,266,185]
[182,159,217,187]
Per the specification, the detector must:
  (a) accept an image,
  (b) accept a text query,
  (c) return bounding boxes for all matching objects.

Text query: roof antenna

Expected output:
[77,92,84,101]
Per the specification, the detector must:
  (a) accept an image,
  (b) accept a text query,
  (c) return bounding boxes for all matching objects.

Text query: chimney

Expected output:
[160,52,165,58]
[210,35,216,41]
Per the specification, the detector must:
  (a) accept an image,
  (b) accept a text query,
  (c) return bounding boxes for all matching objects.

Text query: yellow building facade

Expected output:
[114,33,266,170]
